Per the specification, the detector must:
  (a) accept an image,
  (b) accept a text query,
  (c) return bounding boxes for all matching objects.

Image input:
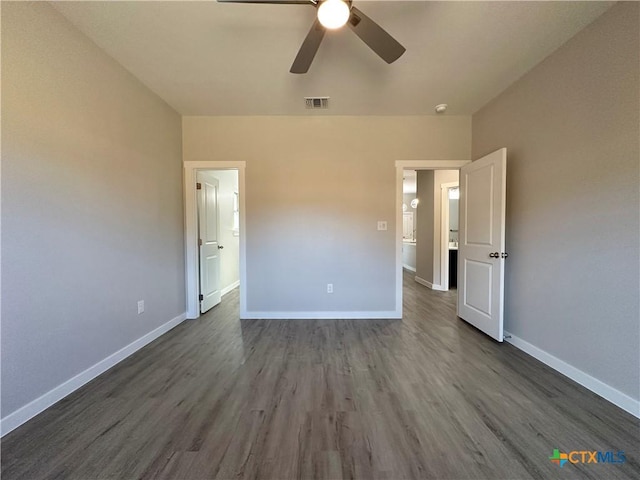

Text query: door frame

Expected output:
[440,181,459,291]
[395,160,470,316]
[184,161,246,319]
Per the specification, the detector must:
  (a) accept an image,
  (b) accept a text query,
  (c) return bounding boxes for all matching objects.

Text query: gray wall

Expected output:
[183,116,471,313]
[472,2,639,400]
[1,3,185,417]
[415,171,435,283]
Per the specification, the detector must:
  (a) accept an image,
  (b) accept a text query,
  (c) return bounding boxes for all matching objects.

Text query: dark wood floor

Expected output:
[2,272,639,479]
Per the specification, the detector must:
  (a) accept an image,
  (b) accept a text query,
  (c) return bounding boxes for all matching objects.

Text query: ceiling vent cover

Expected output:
[305,97,330,109]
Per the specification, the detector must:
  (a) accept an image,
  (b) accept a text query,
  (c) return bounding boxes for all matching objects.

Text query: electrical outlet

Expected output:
[137,300,145,314]
[377,221,387,231]
[327,283,333,294]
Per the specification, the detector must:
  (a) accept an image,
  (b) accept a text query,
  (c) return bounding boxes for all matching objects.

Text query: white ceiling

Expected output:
[52,1,613,116]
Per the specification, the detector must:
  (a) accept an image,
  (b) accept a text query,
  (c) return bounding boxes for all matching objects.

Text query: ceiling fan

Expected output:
[217,0,406,74]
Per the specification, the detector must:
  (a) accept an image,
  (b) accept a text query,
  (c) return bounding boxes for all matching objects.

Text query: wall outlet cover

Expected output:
[137,300,145,314]
[377,221,388,231]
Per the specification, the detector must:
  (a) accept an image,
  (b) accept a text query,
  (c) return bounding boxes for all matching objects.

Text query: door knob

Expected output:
[501,252,508,258]
[218,245,224,250]
[489,252,499,258]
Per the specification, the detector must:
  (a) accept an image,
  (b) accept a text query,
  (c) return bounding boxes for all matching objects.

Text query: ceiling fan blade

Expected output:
[217,0,312,4]
[290,19,325,74]
[347,6,405,64]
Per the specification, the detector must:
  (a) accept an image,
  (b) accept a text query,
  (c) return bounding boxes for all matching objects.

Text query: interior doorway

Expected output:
[184,161,247,320]
[196,170,240,314]
[395,150,508,343]
[440,182,460,292]
[399,167,461,292]
[394,160,469,318]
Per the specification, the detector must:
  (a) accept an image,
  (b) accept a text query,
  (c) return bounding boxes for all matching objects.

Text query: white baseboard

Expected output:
[403,264,416,273]
[505,331,639,419]
[414,276,446,291]
[221,280,240,297]
[1,312,187,437]
[242,311,401,320]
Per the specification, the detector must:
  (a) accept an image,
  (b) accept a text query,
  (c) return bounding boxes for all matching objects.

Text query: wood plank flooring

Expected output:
[2,271,639,479]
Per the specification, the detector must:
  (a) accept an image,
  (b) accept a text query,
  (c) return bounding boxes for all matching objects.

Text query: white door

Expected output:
[457,148,507,342]
[197,173,222,313]
[403,212,414,240]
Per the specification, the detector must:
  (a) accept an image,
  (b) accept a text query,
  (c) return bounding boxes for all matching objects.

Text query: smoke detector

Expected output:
[435,104,448,114]
[305,97,330,109]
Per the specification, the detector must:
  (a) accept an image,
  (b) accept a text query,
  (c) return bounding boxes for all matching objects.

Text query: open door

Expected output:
[197,173,222,313]
[457,148,507,342]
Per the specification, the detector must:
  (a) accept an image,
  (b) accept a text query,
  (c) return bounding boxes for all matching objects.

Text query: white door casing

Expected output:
[197,173,222,313]
[184,162,246,320]
[457,148,507,342]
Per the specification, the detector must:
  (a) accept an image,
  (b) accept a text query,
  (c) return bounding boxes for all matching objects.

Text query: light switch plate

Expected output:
[377,221,387,231]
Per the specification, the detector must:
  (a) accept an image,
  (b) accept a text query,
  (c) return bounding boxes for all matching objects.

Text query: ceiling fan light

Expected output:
[318,0,350,29]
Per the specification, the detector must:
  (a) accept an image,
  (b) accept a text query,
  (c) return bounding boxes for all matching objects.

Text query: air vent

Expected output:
[305,97,330,109]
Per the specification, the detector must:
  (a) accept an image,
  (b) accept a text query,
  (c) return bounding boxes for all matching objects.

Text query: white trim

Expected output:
[1,312,187,437]
[221,280,240,297]
[395,166,404,319]
[396,160,470,170]
[243,311,401,320]
[414,276,446,291]
[184,161,247,320]
[402,265,416,273]
[505,331,640,419]
[184,161,246,170]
